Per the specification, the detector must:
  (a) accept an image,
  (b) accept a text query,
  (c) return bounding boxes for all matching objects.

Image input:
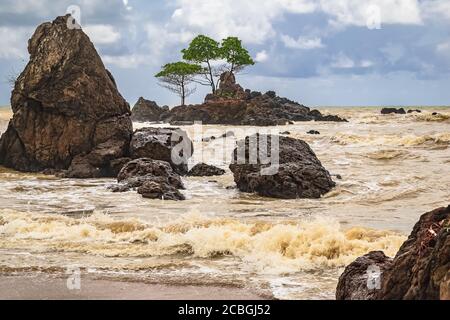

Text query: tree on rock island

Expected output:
[220,37,255,74]
[155,62,202,106]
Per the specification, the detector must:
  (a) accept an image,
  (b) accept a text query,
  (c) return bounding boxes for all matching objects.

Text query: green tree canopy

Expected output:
[155,62,203,106]
[220,37,255,73]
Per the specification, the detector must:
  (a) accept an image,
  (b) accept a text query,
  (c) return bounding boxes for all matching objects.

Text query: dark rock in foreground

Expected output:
[131,97,169,122]
[161,72,347,126]
[0,15,132,177]
[381,108,406,115]
[337,205,450,300]
[112,158,185,201]
[129,127,193,175]
[188,163,226,177]
[229,134,335,199]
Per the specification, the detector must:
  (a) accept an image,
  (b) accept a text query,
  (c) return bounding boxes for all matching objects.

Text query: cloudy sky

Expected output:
[0,0,449,107]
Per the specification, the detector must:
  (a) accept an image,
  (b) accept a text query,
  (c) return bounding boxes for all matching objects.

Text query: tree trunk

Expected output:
[206,60,215,94]
[181,76,185,106]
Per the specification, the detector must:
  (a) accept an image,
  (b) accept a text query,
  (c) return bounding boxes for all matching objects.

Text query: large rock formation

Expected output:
[381,107,406,115]
[129,127,193,175]
[131,97,169,122]
[161,72,347,126]
[111,158,185,201]
[188,163,226,177]
[0,15,132,177]
[337,205,450,300]
[229,134,335,199]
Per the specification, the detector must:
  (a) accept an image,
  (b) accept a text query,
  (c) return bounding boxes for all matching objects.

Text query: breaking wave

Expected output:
[0,210,405,273]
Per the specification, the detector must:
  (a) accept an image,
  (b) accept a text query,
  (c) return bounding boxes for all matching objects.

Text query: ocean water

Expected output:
[0,106,449,299]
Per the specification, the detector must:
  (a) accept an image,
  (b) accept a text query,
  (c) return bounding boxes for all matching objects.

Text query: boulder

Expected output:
[229,134,335,199]
[131,97,168,122]
[188,163,226,177]
[337,205,450,300]
[0,15,132,177]
[381,108,406,115]
[129,127,193,175]
[407,109,422,114]
[111,158,185,201]
[336,251,393,300]
[307,130,320,135]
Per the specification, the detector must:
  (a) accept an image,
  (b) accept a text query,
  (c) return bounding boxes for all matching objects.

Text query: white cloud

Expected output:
[331,53,355,68]
[421,0,450,21]
[255,50,269,62]
[281,35,324,49]
[0,27,32,59]
[83,25,121,44]
[360,60,374,68]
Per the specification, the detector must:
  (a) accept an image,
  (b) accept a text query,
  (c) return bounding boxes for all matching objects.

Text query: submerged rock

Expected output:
[229,134,335,199]
[307,130,320,135]
[407,109,422,114]
[112,158,185,201]
[129,127,193,175]
[337,205,450,300]
[381,108,406,115]
[161,72,347,126]
[0,15,132,177]
[131,97,169,122]
[188,163,226,177]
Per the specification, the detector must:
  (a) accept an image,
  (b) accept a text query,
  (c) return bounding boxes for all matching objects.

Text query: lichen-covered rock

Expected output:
[188,163,226,177]
[337,205,450,300]
[0,15,132,177]
[129,127,193,175]
[131,97,168,122]
[229,134,335,199]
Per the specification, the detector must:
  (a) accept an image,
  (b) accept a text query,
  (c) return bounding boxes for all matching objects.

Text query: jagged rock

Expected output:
[111,158,185,200]
[337,205,450,300]
[0,15,132,177]
[129,127,193,175]
[336,251,393,300]
[161,72,347,126]
[131,97,168,122]
[188,163,226,177]
[381,108,406,115]
[229,134,335,199]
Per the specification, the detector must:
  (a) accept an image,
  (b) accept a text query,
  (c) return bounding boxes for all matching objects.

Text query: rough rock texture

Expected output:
[162,72,347,126]
[337,205,450,300]
[0,15,132,177]
[131,97,169,122]
[229,134,335,199]
[111,158,185,200]
[381,108,406,115]
[188,163,226,177]
[336,251,393,300]
[129,127,193,175]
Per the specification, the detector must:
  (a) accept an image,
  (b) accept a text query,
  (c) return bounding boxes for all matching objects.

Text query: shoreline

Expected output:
[0,273,269,300]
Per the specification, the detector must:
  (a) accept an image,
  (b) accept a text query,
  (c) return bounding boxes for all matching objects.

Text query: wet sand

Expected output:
[0,275,266,300]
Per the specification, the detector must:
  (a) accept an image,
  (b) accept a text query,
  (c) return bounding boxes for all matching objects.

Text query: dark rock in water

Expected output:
[229,134,335,199]
[131,97,168,122]
[281,131,291,135]
[381,108,406,115]
[307,130,320,135]
[188,163,226,177]
[161,72,347,126]
[432,112,439,116]
[169,121,195,126]
[0,15,132,177]
[336,251,393,300]
[407,109,422,114]
[137,180,185,201]
[129,127,193,175]
[337,205,450,300]
[112,158,184,201]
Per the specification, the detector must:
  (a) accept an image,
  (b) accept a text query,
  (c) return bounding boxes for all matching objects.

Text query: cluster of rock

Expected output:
[133,72,347,126]
[0,15,337,202]
[381,107,422,115]
[336,205,450,300]
[229,134,336,199]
